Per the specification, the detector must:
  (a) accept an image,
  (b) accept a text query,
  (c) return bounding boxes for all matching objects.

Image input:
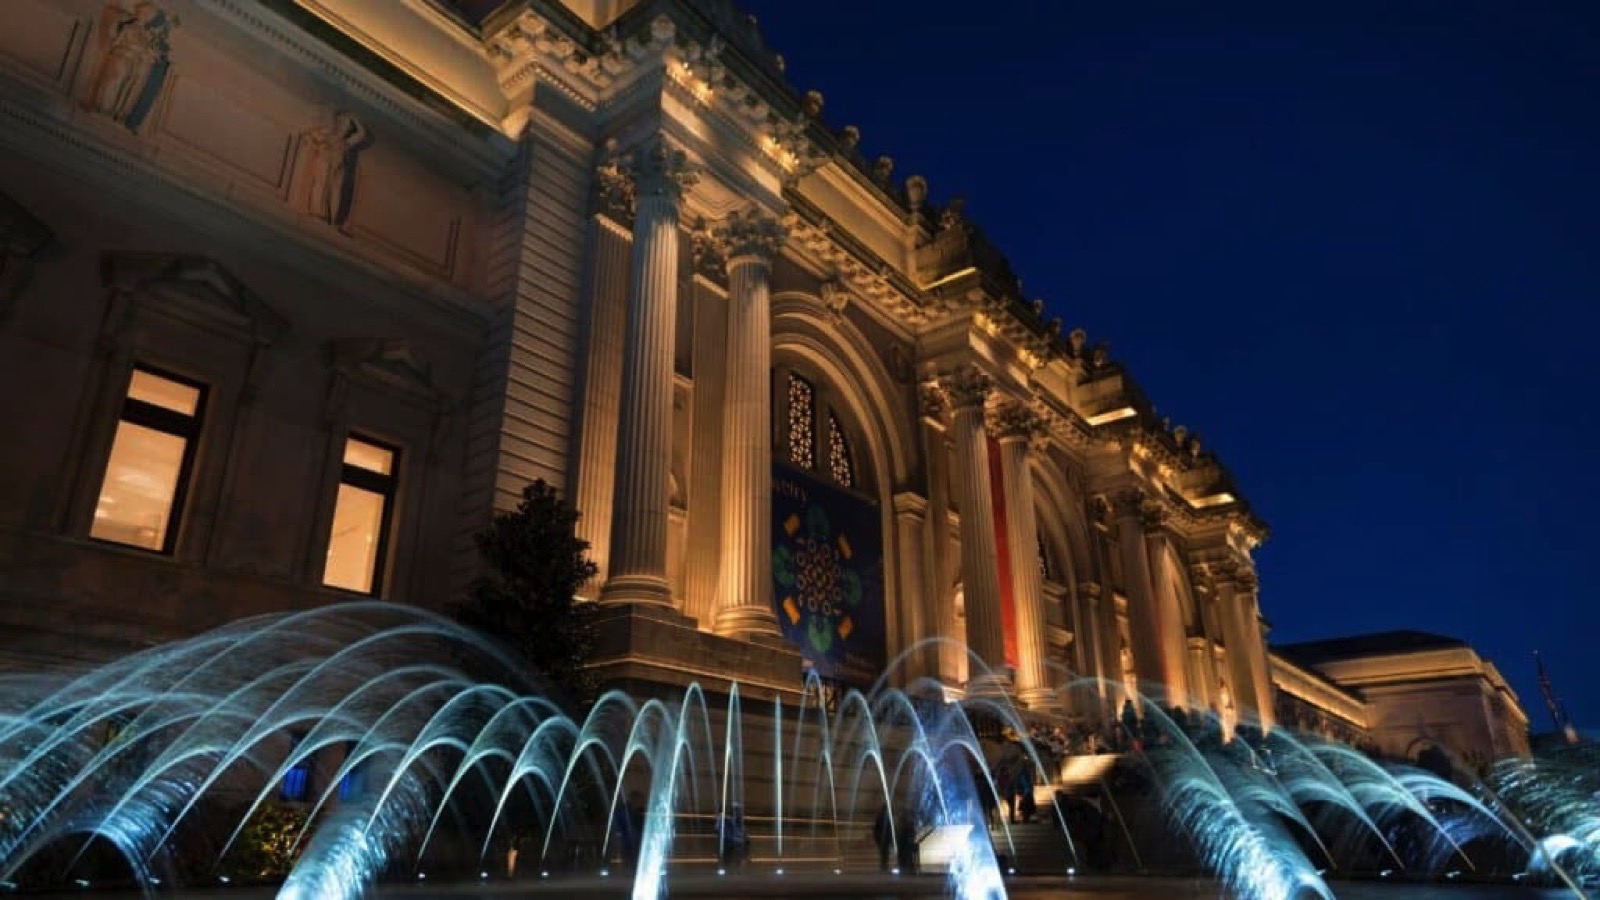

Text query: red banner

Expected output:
[987,437,1019,668]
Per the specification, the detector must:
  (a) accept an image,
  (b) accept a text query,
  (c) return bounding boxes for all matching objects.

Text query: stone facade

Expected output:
[1274,631,1532,773]
[1,0,1297,732]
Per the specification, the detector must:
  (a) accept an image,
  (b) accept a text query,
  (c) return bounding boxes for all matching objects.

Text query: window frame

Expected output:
[773,364,869,497]
[89,364,207,556]
[323,433,400,597]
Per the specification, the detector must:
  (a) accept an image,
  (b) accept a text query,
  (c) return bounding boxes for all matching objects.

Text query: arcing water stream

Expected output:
[0,603,1591,898]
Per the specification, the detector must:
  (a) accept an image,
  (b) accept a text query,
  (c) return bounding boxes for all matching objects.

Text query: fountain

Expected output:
[0,602,1591,899]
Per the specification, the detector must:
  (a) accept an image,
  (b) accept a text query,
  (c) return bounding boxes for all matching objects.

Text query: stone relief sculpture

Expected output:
[299,109,371,227]
[83,2,178,132]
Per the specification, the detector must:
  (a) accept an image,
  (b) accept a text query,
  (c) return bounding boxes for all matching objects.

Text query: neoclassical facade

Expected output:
[0,0,1286,730]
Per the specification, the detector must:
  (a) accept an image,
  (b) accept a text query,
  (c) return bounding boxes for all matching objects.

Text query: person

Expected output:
[895,807,920,874]
[621,790,646,866]
[873,803,893,871]
[974,760,998,829]
[1017,764,1036,824]
[717,802,748,869]
[997,762,1017,824]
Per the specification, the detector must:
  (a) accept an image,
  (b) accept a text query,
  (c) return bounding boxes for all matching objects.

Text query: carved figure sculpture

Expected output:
[301,110,370,226]
[84,2,176,130]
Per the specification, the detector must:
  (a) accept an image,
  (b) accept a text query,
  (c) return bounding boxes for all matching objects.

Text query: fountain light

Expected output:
[540,871,550,879]
[717,868,726,876]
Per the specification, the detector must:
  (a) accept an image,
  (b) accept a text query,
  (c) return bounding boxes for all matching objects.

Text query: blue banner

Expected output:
[771,463,886,686]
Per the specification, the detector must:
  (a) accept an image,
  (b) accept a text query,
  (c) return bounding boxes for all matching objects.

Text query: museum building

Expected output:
[0,0,1527,766]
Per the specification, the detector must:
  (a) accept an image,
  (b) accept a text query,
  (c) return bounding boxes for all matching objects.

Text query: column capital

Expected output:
[919,381,949,425]
[1108,487,1146,521]
[595,136,700,219]
[717,207,788,263]
[939,364,992,410]
[691,208,788,279]
[989,399,1046,446]
[1077,581,1103,600]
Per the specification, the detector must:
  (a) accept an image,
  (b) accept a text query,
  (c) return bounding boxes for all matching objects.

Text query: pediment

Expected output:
[101,253,288,345]
[0,192,53,257]
[329,338,444,405]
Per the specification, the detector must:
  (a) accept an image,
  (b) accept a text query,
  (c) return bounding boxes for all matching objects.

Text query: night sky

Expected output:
[739,0,1600,730]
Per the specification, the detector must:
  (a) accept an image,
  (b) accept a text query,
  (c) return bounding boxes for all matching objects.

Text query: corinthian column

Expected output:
[1211,564,1259,723]
[1238,572,1275,731]
[942,366,1007,694]
[711,208,789,638]
[993,401,1054,709]
[600,139,697,609]
[1111,490,1186,706]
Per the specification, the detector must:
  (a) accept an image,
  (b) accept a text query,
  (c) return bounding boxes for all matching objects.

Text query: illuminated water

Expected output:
[0,603,1592,899]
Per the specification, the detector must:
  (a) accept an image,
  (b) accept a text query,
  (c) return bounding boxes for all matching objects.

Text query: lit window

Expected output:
[827,411,853,487]
[787,373,815,469]
[322,436,397,595]
[91,368,205,553]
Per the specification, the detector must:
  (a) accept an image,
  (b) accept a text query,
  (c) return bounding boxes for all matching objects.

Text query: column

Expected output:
[1143,526,1192,709]
[1076,581,1109,710]
[572,215,632,596]
[993,401,1054,709]
[893,493,930,684]
[600,139,697,609]
[1111,490,1187,708]
[1213,568,1260,724]
[918,388,959,684]
[942,365,1007,694]
[1238,573,1276,731]
[712,209,789,638]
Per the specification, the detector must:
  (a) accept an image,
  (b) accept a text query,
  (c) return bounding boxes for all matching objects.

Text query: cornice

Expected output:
[783,193,924,326]
[240,1,513,171]
[0,96,490,335]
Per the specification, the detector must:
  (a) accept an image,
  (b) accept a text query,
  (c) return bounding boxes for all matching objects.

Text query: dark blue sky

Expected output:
[741,0,1600,729]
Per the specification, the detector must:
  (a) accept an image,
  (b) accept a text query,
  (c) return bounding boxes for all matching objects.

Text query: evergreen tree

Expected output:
[457,479,600,708]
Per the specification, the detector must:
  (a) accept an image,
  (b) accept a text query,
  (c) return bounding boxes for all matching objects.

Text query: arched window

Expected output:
[827,411,854,487]
[786,373,816,469]
[776,368,862,492]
